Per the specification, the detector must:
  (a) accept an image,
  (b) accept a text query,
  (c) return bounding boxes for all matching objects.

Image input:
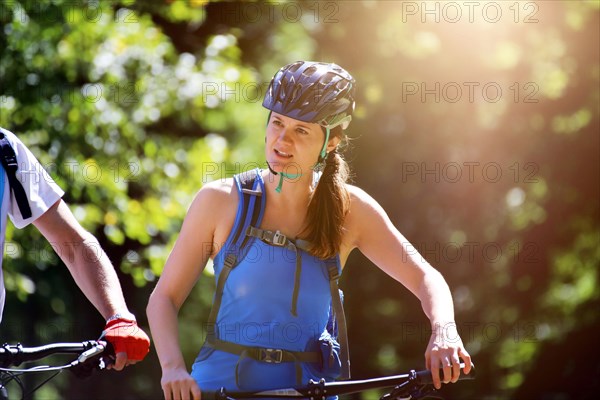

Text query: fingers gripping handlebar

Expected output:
[382,363,476,400]
[416,363,476,385]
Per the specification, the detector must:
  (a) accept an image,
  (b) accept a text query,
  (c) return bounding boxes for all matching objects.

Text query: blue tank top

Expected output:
[191,169,343,391]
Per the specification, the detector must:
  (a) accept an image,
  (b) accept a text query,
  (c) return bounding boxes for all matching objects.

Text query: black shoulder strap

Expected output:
[327,262,351,380]
[0,132,32,219]
[206,169,263,339]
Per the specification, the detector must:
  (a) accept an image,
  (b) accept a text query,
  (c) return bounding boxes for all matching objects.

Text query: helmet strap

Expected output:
[310,126,331,172]
[275,171,301,193]
[320,127,330,160]
[266,161,302,193]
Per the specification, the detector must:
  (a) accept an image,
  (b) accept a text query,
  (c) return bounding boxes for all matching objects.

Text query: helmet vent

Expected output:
[291,84,302,101]
[303,66,317,77]
[321,73,334,85]
[288,62,303,73]
[336,80,349,90]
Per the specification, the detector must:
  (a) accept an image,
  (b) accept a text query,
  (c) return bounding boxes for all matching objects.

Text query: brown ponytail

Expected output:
[302,127,351,259]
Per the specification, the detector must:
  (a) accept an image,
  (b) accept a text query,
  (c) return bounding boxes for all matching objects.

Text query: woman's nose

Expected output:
[278,127,293,142]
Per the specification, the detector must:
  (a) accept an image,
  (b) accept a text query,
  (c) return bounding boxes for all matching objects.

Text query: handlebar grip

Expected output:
[102,340,115,359]
[200,389,232,400]
[416,363,476,385]
[201,392,217,400]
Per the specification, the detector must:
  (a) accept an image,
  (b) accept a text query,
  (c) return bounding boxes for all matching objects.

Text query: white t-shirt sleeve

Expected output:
[2,129,65,229]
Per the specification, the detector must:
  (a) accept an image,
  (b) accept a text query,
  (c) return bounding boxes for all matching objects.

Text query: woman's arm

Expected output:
[147,181,233,400]
[348,185,472,389]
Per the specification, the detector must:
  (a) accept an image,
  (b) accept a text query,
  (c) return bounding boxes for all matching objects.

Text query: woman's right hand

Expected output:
[161,367,202,400]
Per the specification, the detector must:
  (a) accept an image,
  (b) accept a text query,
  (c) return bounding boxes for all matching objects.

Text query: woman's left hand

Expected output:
[425,322,472,389]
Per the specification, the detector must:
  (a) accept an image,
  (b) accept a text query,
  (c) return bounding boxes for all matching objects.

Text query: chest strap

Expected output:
[205,336,320,386]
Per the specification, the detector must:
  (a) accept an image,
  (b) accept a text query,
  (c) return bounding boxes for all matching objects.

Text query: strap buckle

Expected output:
[260,348,283,363]
[272,230,287,247]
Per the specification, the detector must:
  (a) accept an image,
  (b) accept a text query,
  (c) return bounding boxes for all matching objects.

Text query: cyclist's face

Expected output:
[265,112,326,174]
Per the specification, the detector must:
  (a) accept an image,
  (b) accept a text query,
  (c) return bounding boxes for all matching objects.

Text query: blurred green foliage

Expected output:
[0,1,598,399]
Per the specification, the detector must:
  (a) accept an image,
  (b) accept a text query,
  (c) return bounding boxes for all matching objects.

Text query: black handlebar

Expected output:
[0,340,113,400]
[203,364,476,400]
[0,340,111,368]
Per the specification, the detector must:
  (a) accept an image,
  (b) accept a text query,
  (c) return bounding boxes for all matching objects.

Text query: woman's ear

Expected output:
[326,135,341,153]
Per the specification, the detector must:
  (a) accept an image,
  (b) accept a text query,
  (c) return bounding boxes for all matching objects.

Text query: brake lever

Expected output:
[380,381,412,400]
[69,341,113,378]
[77,342,106,363]
[409,385,444,400]
[381,384,444,400]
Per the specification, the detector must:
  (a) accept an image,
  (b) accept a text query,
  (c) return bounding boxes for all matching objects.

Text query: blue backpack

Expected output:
[204,168,351,383]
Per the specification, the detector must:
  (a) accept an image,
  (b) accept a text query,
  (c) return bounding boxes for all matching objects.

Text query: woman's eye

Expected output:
[273,120,283,127]
[297,128,308,135]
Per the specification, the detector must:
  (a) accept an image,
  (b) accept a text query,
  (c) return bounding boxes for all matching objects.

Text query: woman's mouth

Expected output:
[274,149,293,158]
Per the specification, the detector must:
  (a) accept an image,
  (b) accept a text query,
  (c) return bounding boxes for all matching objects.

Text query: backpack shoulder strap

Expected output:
[326,261,351,380]
[230,168,265,252]
[0,132,32,219]
[295,238,351,379]
[205,168,265,339]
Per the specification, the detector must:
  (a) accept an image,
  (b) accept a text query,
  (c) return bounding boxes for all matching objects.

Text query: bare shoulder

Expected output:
[346,183,386,216]
[196,177,236,199]
[188,177,239,251]
[343,183,393,248]
[189,177,238,218]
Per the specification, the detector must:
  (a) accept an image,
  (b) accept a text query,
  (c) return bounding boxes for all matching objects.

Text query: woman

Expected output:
[147,61,472,400]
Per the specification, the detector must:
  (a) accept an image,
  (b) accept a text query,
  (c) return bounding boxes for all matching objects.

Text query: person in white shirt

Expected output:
[0,127,150,370]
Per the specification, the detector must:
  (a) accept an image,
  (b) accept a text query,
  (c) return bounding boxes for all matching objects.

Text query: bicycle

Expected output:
[203,363,476,400]
[0,340,112,400]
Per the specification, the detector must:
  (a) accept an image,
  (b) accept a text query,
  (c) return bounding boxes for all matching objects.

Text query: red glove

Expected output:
[101,318,150,361]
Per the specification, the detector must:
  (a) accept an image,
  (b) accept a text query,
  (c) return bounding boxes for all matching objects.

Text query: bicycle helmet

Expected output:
[263,61,356,131]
